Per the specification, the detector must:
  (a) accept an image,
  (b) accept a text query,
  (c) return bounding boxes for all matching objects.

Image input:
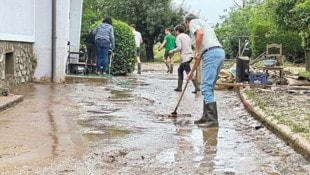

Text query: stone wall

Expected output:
[0,41,36,87]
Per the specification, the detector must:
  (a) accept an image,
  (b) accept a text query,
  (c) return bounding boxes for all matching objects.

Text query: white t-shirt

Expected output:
[173,33,193,63]
[189,19,222,55]
[133,30,142,48]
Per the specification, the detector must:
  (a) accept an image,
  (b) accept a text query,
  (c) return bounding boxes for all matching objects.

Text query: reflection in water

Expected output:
[200,127,218,171]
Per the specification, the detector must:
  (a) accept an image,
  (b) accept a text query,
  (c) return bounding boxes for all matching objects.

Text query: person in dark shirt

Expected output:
[93,17,115,75]
[85,30,96,65]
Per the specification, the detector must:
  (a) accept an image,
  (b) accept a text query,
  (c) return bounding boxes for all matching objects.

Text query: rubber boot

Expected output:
[194,102,218,127]
[174,79,183,92]
[137,63,141,74]
[194,101,208,124]
[165,62,170,73]
[191,79,201,93]
[170,64,173,74]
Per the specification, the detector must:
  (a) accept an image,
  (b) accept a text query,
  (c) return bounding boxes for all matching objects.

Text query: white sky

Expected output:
[173,0,235,24]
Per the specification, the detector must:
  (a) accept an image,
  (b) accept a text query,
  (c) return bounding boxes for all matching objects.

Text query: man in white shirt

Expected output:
[131,24,143,74]
[169,25,200,93]
[185,13,225,127]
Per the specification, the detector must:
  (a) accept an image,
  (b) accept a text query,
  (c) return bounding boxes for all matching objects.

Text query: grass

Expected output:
[299,71,310,79]
[153,43,181,63]
[243,88,310,139]
[153,43,164,62]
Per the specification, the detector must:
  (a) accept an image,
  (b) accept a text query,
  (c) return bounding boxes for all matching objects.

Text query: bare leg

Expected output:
[136,56,141,74]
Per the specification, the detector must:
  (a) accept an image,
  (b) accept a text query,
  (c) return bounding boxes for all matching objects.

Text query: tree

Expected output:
[273,0,310,70]
[101,0,184,61]
[80,0,106,46]
[216,0,304,64]
[216,1,261,58]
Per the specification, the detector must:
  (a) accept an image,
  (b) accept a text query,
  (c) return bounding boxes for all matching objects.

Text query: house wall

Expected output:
[70,0,83,52]
[0,0,35,42]
[0,0,35,86]
[0,0,83,85]
[34,0,83,83]
[0,42,35,86]
[33,0,52,82]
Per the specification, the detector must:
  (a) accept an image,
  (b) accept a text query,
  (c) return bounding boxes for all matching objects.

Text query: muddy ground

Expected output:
[0,63,309,175]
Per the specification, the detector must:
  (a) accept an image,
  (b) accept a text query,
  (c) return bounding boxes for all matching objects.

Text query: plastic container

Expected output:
[249,73,267,84]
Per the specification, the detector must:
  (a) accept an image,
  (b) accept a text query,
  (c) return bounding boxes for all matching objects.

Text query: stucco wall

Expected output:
[0,0,35,42]
[0,41,35,86]
[33,0,83,83]
[0,0,83,85]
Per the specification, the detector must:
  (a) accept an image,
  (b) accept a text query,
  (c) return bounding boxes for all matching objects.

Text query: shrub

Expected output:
[112,19,136,75]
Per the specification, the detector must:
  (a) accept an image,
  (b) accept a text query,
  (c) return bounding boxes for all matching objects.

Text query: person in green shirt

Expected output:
[158,28,176,73]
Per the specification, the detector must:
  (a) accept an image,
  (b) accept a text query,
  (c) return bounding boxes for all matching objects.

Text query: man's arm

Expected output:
[194,28,203,58]
[158,40,166,51]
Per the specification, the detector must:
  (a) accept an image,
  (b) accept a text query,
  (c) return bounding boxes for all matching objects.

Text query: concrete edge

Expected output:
[0,95,24,113]
[65,75,108,84]
[238,88,310,160]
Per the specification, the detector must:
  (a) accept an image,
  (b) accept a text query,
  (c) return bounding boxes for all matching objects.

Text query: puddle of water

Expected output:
[110,90,132,99]
[109,128,131,137]
[83,133,106,141]
[82,126,131,142]
[77,118,98,128]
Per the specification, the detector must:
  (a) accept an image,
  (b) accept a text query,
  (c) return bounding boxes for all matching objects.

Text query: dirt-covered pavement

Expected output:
[0,63,309,175]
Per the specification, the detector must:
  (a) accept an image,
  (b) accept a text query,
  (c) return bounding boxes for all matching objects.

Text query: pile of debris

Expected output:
[215,63,310,90]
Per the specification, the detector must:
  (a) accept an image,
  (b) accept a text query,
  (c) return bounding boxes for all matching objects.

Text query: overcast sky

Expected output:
[173,0,235,24]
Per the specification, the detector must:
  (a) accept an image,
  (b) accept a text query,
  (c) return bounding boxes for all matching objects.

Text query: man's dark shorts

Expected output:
[136,47,140,57]
[164,50,174,60]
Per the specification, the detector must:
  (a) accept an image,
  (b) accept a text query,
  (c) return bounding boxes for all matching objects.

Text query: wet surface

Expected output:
[0,63,309,174]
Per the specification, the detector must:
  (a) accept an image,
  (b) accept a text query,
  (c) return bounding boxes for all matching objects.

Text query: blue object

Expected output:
[249,73,267,84]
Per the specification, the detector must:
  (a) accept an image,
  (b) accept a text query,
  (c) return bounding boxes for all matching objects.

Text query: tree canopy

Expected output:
[81,0,310,70]
[81,0,184,61]
[216,0,309,70]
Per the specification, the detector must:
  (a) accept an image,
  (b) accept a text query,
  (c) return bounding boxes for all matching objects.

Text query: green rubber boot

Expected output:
[174,79,183,92]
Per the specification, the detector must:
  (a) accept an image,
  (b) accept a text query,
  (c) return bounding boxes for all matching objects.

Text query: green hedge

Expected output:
[112,19,136,75]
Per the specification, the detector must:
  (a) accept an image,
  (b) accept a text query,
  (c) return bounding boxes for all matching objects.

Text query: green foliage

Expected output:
[273,0,310,70]
[100,0,184,61]
[299,71,310,79]
[140,44,147,61]
[216,5,258,58]
[153,43,165,62]
[216,0,305,64]
[81,0,105,45]
[112,20,136,75]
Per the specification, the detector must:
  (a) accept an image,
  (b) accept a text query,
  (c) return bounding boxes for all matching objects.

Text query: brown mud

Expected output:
[0,63,309,175]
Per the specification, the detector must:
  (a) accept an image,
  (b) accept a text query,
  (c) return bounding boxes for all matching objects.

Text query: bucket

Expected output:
[236,56,249,82]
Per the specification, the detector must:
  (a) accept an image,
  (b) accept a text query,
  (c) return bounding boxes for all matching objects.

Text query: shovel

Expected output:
[171,59,201,116]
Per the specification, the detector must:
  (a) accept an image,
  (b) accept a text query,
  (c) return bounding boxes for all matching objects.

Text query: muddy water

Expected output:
[0,64,309,174]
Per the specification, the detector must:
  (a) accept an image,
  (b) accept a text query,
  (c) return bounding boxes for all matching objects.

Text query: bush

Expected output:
[112,19,136,75]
